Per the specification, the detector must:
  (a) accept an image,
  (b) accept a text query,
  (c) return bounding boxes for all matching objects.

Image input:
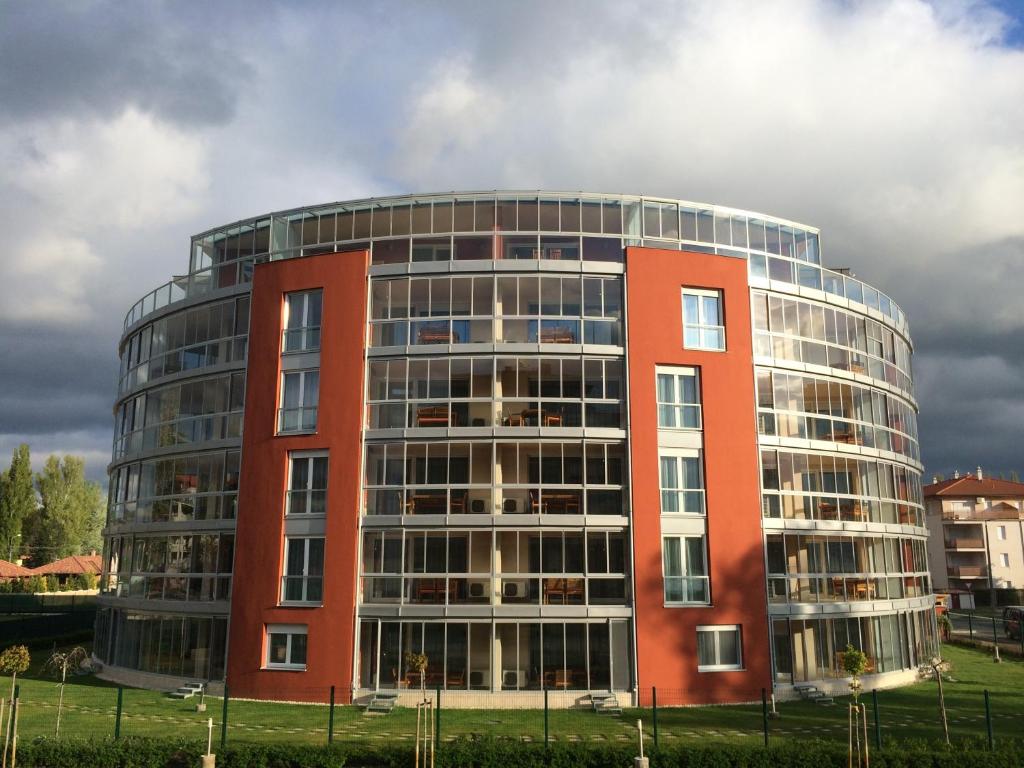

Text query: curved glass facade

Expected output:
[100,190,933,696]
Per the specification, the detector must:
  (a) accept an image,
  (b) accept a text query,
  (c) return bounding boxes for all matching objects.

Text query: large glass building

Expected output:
[96,192,936,704]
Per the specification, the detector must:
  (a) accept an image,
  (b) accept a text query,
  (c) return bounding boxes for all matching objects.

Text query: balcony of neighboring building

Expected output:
[943,533,986,551]
[946,564,987,579]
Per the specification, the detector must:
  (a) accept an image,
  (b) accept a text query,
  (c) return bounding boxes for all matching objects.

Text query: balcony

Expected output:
[944,538,985,550]
[947,565,986,578]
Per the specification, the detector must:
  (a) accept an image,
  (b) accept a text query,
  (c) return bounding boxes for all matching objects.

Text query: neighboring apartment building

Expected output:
[96,192,936,705]
[925,470,1024,601]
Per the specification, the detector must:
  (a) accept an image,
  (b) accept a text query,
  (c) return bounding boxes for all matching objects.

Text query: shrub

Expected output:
[9,736,1024,768]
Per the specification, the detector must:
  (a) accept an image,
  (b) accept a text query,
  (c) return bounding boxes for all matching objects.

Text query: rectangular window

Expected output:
[279,370,320,432]
[659,453,705,514]
[282,538,325,603]
[265,624,308,669]
[283,289,323,352]
[287,453,328,515]
[997,525,1007,541]
[697,626,742,671]
[662,536,709,604]
[1000,553,1010,568]
[682,288,725,350]
[656,368,701,428]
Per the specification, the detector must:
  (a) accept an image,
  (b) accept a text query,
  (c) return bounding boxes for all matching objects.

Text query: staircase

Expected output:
[793,684,834,705]
[364,692,399,714]
[167,682,205,700]
[589,692,622,714]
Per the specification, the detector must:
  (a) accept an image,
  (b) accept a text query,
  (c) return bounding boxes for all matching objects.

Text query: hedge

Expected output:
[11,736,1023,768]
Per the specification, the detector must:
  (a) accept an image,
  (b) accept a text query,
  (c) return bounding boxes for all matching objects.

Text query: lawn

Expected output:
[5,643,1021,747]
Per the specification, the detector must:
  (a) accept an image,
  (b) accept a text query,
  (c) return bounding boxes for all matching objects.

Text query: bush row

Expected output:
[0,573,98,593]
[11,736,1024,768]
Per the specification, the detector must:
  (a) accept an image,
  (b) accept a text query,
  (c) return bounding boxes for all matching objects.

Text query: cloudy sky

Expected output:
[0,0,1022,484]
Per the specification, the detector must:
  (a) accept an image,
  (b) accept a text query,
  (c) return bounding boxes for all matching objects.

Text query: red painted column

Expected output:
[227,249,368,702]
[626,246,771,704]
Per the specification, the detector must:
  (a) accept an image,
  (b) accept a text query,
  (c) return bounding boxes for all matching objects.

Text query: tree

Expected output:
[43,646,88,737]
[0,646,30,703]
[928,656,952,744]
[0,445,34,562]
[842,644,870,768]
[24,456,103,565]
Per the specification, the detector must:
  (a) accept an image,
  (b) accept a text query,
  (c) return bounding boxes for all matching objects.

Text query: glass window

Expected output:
[283,290,322,352]
[682,289,725,351]
[282,538,324,604]
[697,626,742,671]
[287,453,328,515]
[663,536,709,604]
[279,370,319,432]
[656,368,701,429]
[265,624,308,669]
[659,453,705,514]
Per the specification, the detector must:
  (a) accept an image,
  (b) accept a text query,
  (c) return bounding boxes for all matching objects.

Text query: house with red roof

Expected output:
[0,559,31,581]
[925,468,1024,607]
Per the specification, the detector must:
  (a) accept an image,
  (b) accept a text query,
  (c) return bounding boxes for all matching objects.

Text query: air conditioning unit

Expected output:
[503,580,527,598]
[468,579,489,598]
[502,669,526,688]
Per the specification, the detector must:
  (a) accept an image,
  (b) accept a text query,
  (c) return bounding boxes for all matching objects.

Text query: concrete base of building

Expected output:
[353,688,633,709]
[93,659,224,696]
[775,667,921,701]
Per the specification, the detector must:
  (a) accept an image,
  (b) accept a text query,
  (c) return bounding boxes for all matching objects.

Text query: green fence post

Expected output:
[544,688,549,747]
[434,687,441,746]
[968,611,974,639]
[871,689,881,749]
[984,690,994,750]
[220,684,229,749]
[114,687,123,739]
[761,688,769,747]
[652,687,659,747]
[328,686,335,744]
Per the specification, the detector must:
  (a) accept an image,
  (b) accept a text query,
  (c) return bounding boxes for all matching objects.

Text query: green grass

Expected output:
[5,644,1022,746]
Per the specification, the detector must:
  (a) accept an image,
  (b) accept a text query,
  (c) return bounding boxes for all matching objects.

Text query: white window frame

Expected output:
[279,369,320,433]
[997,525,1007,541]
[662,535,709,605]
[696,625,742,671]
[659,450,705,515]
[682,288,725,351]
[655,366,702,429]
[1000,553,1010,568]
[286,452,329,516]
[281,537,325,605]
[282,289,323,353]
[265,624,308,670]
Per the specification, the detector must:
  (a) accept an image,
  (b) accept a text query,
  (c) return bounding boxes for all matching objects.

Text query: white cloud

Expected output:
[0,108,208,323]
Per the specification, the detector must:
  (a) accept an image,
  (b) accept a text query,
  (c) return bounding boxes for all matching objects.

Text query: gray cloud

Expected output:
[0,1,250,128]
[0,0,1021,487]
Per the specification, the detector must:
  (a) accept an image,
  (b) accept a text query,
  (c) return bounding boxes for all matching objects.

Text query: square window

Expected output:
[682,288,725,351]
[662,535,709,604]
[279,369,319,432]
[265,624,308,669]
[697,626,742,671]
[283,289,323,353]
[281,538,325,604]
[659,453,705,514]
[287,453,329,515]
[656,367,702,429]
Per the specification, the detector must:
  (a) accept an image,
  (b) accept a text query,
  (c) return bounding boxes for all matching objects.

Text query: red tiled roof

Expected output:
[924,476,1024,498]
[0,559,31,578]
[29,554,102,576]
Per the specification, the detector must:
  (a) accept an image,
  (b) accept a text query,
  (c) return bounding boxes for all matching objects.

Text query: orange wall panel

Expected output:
[626,246,771,703]
[227,250,368,702]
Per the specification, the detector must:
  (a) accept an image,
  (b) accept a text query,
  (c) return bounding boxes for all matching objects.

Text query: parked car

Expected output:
[1002,606,1023,640]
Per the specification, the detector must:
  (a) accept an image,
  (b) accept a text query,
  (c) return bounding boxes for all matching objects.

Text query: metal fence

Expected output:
[0,594,96,614]
[5,681,1018,750]
[946,611,1024,658]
